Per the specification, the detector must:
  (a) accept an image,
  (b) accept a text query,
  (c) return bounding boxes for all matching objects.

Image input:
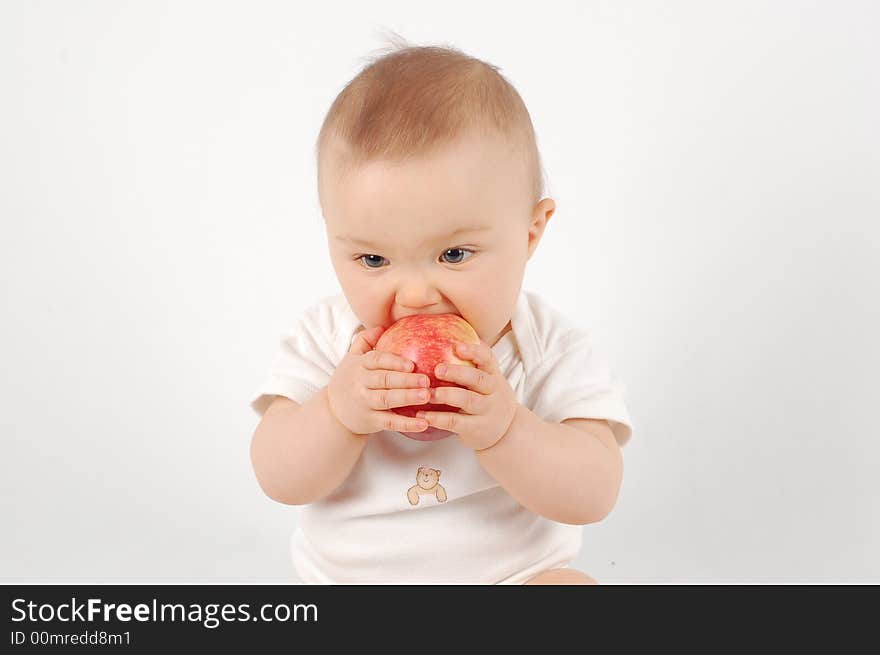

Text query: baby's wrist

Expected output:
[471,403,521,452]
[324,386,357,435]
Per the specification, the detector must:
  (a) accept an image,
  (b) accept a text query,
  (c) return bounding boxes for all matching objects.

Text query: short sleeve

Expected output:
[527,333,633,447]
[249,301,348,418]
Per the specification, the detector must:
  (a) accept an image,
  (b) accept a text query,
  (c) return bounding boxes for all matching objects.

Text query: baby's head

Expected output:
[315,40,555,347]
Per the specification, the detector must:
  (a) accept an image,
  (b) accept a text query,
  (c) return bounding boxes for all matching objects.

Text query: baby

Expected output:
[249,41,633,585]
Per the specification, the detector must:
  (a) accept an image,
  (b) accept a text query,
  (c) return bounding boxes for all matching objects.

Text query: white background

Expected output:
[2,0,877,584]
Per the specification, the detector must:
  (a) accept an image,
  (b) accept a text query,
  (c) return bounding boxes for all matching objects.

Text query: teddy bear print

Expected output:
[407,466,447,506]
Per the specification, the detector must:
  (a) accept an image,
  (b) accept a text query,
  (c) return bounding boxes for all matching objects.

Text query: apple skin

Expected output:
[374,314,482,441]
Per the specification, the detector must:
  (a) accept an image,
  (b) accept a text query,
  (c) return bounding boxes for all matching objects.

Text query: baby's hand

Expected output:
[327,326,431,436]
[416,341,518,450]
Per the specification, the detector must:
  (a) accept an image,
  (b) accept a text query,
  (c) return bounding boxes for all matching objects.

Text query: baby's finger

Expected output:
[363,349,415,373]
[435,363,495,395]
[349,326,385,355]
[374,411,428,433]
[429,386,486,415]
[365,370,431,390]
[415,409,468,434]
[454,341,499,373]
[366,387,431,411]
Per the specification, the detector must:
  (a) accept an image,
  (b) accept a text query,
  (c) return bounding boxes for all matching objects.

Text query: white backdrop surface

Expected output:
[2,0,877,583]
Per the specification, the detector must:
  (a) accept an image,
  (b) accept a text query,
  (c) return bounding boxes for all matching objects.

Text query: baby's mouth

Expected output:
[390,311,461,325]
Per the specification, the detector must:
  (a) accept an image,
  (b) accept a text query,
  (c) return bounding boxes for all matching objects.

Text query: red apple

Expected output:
[374,314,481,441]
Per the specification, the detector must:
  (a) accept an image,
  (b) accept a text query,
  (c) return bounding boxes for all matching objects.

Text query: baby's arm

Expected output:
[475,408,623,525]
[250,389,365,505]
[250,325,431,505]
[416,340,623,525]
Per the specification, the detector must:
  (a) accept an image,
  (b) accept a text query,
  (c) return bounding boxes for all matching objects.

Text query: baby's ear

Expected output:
[435,470,441,477]
[527,198,555,260]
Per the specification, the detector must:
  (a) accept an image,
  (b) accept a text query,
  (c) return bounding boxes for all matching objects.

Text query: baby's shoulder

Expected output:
[517,291,592,368]
[296,294,355,332]
[285,294,361,356]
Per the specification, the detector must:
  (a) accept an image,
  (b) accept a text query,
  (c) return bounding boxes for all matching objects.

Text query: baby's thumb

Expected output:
[349,325,385,355]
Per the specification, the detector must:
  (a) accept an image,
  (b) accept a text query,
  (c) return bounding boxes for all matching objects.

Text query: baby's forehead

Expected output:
[325,130,528,192]
[322,137,531,240]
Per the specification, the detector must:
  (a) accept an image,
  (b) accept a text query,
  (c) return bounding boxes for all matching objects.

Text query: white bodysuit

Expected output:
[250,289,633,584]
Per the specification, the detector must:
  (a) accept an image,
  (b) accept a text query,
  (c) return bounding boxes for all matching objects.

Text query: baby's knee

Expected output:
[524,568,598,585]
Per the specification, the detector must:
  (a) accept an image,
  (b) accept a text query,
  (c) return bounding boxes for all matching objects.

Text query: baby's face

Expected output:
[320,132,553,347]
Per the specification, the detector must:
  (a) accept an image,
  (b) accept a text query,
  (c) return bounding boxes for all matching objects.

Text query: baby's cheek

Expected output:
[348,290,393,328]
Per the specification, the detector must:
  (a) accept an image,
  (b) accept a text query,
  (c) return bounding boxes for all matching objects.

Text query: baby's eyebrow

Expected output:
[335,226,493,250]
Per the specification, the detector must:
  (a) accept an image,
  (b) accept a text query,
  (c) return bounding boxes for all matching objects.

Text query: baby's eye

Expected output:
[439,248,474,264]
[359,254,388,269]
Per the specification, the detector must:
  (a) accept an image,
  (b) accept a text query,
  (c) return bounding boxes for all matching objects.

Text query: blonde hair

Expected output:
[316,34,546,208]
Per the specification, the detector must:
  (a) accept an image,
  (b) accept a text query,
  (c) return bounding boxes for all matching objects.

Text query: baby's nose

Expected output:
[396,281,441,310]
